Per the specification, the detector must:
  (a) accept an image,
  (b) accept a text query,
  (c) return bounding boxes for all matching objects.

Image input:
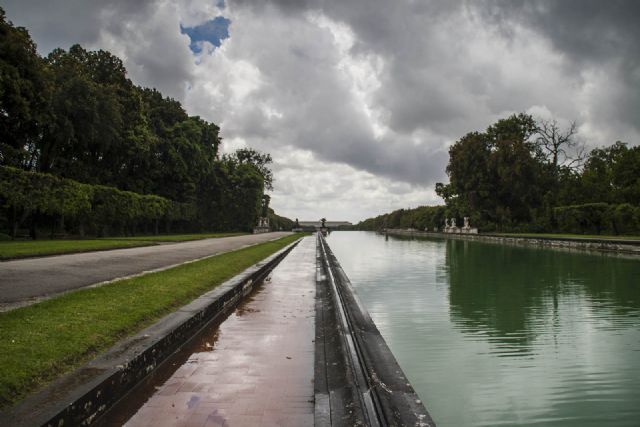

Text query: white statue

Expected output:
[451,217,457,228]
[463,217,470,229]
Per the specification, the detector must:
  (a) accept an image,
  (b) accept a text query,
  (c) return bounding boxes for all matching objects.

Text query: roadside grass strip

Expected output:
[0,240,155,260]
[0,233,247,260]
[109,232,245,242]
[0,234,301,408]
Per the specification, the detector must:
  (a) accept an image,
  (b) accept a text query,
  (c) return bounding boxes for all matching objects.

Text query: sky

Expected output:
[4,0,639,223]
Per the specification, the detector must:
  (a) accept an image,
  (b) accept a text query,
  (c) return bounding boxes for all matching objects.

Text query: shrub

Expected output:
[0,166,192,238]
[553,203,610,234]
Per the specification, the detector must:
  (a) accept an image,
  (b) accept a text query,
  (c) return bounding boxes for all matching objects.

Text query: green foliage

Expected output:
[552,203,640,235]
[0,166,194,237]
[438,114,549,229]
[609,204,640,235]
[553,203,610,235]
[362,112,639,236]
[0,165,91,217]
[357,205,446,231]
[434,113,639,235]
[268,207,295,231]
[0,8,50,169]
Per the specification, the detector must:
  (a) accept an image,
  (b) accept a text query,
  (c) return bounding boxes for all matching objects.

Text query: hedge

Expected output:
[553,203,640,235]
[0,166,194,238]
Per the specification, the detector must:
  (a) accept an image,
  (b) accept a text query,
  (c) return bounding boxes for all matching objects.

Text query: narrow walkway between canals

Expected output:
[121,235,316,427]
[0,232,291,311]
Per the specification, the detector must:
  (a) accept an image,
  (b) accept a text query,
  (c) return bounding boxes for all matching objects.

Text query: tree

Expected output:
[535,119,584,171]
[235,148,273,190]
[487,116,547,226]
[578,141,639,205]
[611,145,640,205]
[0,8,50,169]
[442,131,492,215]
[42,45,132,184]
[441,113,547,228]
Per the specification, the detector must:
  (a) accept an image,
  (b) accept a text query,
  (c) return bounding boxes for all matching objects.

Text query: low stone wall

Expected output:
[2,239,301,427]
[316,234,435,426]
[384,229,640,255]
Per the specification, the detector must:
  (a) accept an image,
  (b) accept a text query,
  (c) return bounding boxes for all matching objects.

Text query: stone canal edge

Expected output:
[2,234,435,426]
[385,228,640,255]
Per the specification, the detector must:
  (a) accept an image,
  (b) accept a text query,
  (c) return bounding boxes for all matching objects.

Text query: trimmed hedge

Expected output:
[553,203,640,235]
[357,205,447,231]
[0,166,194,238]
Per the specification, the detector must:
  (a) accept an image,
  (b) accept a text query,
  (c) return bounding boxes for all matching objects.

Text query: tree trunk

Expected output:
[30,214,38,240]
[11,206,18,240]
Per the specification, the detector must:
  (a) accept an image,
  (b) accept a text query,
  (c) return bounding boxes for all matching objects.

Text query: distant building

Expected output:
[297,221,352,231]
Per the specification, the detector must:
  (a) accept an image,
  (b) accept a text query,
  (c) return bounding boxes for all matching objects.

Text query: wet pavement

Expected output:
[121,235,316,427]
[0,232,291,311]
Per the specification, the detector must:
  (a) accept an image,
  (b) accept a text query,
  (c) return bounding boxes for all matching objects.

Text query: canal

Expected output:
[325,231,640,427]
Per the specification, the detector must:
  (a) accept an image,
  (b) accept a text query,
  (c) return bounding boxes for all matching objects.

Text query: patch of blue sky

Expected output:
[181,16,230,54]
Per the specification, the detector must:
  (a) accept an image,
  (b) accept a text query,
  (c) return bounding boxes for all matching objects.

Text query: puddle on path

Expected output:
[97,236,316,427]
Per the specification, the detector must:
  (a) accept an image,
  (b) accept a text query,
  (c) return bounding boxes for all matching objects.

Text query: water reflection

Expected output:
[446,239,640,347]
[326,231,640,427]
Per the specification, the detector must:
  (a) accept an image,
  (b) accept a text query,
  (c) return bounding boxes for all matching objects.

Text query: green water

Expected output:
[325,231,640,427]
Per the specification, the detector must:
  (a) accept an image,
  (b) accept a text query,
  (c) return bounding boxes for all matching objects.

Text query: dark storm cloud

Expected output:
[230,0,639,149]
[2,0,193,100]
[2,0,158,54]
[485,0,640,64]
[482,0,640,135]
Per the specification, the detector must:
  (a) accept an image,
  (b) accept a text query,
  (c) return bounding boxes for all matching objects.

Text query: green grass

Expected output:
[0,233,247,260]
[0,239,156,260]
[0,233,302,407]
[109,232,245,242]
[492,232,640,241]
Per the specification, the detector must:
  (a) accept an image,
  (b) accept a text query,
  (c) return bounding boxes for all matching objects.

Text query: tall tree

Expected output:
[535,119,584,171]
[234,148,273,190]
[0,8,50,169]
[439,114,548,228]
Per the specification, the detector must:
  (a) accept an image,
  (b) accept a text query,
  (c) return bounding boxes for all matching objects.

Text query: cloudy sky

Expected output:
[4,0,639,222]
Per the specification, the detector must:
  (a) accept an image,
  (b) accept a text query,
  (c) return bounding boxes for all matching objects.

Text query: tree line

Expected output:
[358,113,640,235]
[0,8,288,238]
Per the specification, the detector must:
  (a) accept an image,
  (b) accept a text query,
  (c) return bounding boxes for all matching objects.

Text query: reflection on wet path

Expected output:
[114,236,316,427]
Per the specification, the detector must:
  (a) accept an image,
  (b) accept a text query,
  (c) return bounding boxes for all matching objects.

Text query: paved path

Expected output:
[0,232,292,310]
[124,235,316,427]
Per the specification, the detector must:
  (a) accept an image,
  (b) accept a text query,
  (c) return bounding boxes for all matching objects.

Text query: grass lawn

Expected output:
[0,233,302,407]
[0,232,247,260]
[0,239,155,260]
[492,232,640,241]
[109,232,245,242]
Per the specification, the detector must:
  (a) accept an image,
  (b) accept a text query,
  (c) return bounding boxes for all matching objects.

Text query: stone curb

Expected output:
[385,229,640,255]
[1,238,301,427]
